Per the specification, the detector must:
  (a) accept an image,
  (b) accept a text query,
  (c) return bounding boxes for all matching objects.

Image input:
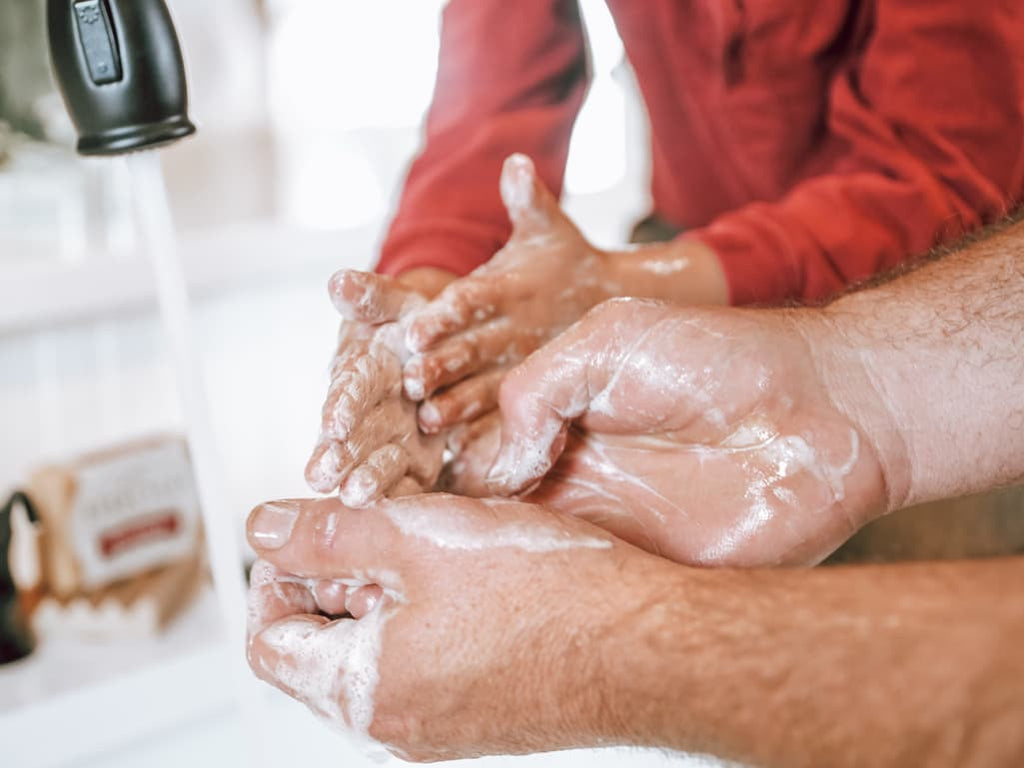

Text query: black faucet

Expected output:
[47,0,196,155]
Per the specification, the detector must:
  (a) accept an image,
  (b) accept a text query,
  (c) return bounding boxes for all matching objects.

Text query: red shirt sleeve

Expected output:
[693,0,1024,305]
[376,0,590,278]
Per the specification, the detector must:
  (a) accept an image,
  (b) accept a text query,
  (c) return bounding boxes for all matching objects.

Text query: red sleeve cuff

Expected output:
[690,203,837,306]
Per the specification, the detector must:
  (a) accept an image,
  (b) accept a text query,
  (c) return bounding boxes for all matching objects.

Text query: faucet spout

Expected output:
[46,0,196,156]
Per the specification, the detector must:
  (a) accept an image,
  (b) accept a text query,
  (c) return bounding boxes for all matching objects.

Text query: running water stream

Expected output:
[126,151,256,721]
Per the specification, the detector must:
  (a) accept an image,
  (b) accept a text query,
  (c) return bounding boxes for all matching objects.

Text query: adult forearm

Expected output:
[817,218,1024,509]
[607,556,1024,767]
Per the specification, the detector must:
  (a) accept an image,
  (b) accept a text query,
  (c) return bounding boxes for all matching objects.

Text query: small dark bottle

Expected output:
[0,493,40,666]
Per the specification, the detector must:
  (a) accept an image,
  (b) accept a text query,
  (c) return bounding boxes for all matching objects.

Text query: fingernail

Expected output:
[500,154,535,216]
[249,501,301,550]
[328,271,358,319]
[306,442,343,493]
[340,468,377,508]
[327,269,348,295]
[419,401,441,429]
[403,375,425,402]
[327,270,348,296]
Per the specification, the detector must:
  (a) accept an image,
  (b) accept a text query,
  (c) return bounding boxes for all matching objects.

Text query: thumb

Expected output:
[247,498,404,583]
[500,153,565,239]
[328,270,424,325]
[485,328,600,496]
[485,300,673,495]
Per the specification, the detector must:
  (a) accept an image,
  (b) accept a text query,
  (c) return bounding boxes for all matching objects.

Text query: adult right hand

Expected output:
[305,270,447,506]
[486,298,906,566]
[245,493,641,762]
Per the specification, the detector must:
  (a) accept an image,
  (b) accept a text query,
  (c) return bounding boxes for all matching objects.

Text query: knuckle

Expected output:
[447,293,473,321]
[433,341,476,383]
[449,278,489,316]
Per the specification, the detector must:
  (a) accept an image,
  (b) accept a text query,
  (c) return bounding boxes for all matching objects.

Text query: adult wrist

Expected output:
[593,556,706,750]
[808,300,914,513]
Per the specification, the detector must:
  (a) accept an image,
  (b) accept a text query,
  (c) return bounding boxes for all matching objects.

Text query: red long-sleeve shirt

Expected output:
[377,0,1024,305]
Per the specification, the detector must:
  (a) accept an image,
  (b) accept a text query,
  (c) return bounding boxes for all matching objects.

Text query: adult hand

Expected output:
[486,298,901,566]
[246,499,1024,767]
[402,154,619,435]
[305,270,448,506]
[245,494,647,762]
[436,410,503,498]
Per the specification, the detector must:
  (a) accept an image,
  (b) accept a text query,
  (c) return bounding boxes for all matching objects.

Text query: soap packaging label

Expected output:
[69,440,201,591]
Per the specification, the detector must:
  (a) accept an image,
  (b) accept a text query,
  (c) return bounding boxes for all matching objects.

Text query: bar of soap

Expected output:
[28,436,202,599]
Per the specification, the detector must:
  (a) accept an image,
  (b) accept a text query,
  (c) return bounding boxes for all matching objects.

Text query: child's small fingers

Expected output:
[322,348,401,440]
[339,443,411,508]
[305,440,346,494]
[418,367,506,433]
[405,277,499,352]
[328,270,418,324]
[404,318,522,401]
